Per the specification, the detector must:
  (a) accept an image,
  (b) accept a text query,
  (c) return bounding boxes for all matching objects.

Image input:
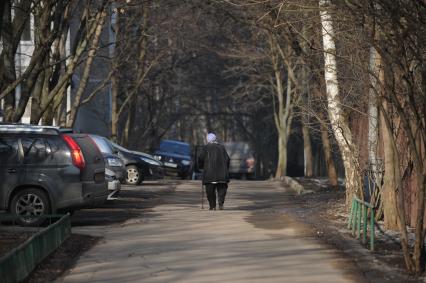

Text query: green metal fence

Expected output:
[0,214,71,283]
[348,197,375,251]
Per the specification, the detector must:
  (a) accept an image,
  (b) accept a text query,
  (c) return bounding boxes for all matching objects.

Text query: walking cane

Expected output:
[201,183,204,209]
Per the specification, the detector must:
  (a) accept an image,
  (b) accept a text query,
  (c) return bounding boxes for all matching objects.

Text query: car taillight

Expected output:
[246,158,255,168]
[62,134,86,170]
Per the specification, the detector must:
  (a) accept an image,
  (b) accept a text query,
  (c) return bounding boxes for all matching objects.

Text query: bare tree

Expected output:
[319,0,363,206]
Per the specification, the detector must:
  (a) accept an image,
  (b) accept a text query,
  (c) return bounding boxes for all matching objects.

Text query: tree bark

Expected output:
[269,36,293,179]
[122,95,137,147]
[118,3,150,144]
[302,123,314,177]
[380,100,414,272]
[320,122,338,186]
[0,1,6,36]
[29,5,97,124]
[1,0,16,121]
[111,70,119,142]
[369,46,400,230]
[319,0,362,207]
[273,70,292,179]
[368,47,381,183]
[380,107,399,230]
[276,131,288,178]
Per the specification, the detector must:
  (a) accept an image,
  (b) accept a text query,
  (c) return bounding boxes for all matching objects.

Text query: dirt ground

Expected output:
[0,229,34,257]
[287,178,422,283]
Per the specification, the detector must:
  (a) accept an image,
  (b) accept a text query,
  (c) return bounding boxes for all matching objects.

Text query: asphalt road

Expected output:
[56,180,363,283]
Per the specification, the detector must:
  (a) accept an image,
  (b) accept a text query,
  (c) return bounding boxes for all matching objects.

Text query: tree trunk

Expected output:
[270,36,293,179]
[380,108,399,230]
[1,0,16,122]
[122,95,136,147]
[320,122,338,186]
[121,103,132,147]
[302,123,314,177]
[380,100,414,272]
[30,67,46,124]
[30,5,93,124]
[369,46,399,230]
[276,132,288,178]
[273,73,292,179]
[111,71,119,142]
[2,0,66,123]
[319,0,362,207]
[66,11,106,128]
[368,47,381,183]
[300,24,314,178]
[0,1,6,36]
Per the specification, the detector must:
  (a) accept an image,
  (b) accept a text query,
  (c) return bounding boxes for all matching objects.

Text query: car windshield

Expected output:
[159,141,190,155]
[91,135,114,154]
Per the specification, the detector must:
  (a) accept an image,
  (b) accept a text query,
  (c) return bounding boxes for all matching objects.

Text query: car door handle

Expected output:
[7,168,17,174]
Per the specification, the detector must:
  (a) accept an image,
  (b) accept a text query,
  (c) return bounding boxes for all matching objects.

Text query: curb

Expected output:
[278,176,313,195]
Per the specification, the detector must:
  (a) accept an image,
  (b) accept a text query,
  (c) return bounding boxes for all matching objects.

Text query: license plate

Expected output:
[108,180,121,191]
[164,162,177,168]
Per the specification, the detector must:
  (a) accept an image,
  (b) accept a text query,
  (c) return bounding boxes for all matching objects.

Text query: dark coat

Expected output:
[199,142,230,184]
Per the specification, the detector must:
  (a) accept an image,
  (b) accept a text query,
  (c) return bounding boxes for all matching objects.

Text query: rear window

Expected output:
[20,136,68,165]
[21,137,51,164]
[90,135,114,154]
[159,141,190,156]
[0,137,20,165]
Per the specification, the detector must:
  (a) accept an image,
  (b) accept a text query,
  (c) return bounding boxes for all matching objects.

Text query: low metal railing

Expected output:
[0,214,71,283]
[348,197,375,251]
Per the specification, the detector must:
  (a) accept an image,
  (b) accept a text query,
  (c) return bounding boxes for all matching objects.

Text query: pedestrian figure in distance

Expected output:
[199,133,230,210]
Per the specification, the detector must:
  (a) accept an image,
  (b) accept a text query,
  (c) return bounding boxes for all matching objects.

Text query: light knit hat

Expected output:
[206,133,217,143]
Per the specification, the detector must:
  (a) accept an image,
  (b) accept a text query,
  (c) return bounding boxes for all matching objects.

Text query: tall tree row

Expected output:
[215,0,425,274]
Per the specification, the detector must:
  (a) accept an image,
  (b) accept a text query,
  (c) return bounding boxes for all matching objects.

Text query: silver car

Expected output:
[224,142,256,179]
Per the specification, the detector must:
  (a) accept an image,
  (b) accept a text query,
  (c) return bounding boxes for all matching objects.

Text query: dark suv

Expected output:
[0,124,108,225]
[153,140,193,179]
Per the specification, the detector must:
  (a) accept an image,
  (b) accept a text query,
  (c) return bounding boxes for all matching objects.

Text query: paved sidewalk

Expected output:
[57,181,362,283]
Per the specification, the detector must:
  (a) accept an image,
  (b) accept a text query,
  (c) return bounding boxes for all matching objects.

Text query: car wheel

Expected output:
[126,165,143,185]
[10,188,51,226]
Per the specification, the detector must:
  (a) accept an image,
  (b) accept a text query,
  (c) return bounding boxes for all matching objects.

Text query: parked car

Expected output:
[224,142,256,179]
[0,124,108,225]
[105,168,120,200]
[108,141,164,185]
[153,140,193,179]
[71,134,125,200]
